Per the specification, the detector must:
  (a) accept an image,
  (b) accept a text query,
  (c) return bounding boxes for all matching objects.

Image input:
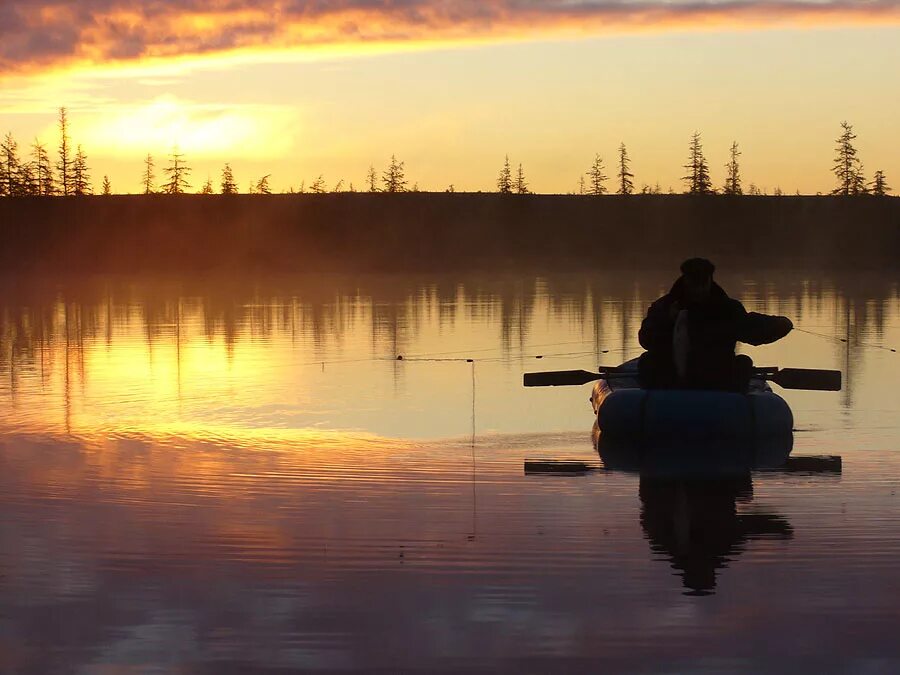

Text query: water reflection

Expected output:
[591,425,852,596]
[0,269,898,671]
[639,475,792,596]
[0,271,896,440]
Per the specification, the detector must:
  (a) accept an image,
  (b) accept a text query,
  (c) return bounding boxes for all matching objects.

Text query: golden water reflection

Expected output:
[0,271,897,440]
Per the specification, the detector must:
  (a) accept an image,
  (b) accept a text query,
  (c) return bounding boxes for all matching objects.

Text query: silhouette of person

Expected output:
[638,258,793,391]
[639,475,793,595]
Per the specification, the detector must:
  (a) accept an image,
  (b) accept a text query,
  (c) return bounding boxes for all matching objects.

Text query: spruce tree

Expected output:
[723,141,742,195]
[18,162,38,195]
[142,154,155,194]
[832,121,865,195]
[32,140,54,195]
[1,132,21,196]
[221,163,237,194]
[367,165,379,192]
[497,155,513,194]
[57,107,72,196]
[682,131,713,194]
[515,163,529,194]
[102,175,112,195]
[382,155,407,193]
[870,170,891,196]
[617,143,634,195]
[200,177,214,194]
[256,175,272,194]
[162,148,191,194]
[310,175,327,193]
[72,145,91,195]
[587,154,607,195]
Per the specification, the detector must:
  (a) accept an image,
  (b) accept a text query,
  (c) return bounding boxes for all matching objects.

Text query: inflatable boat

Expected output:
[589,359,794,441]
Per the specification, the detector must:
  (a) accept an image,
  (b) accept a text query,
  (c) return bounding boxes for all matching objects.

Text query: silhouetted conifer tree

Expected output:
[221,163,237,194]
[682,131,713,194]
[870,170,891,196]
[723,141,742,195]
[101,175,112,195]
[142,154,155,194]
[72,145,91,195]
[382,155,407,193]
[333,179,344,192]
[348,182,356,192]
[578,175,585,195]
[32,140,54,195]
[367,165,379,192]
[200,177,214,194]
[256,175,272,194]
[57,107,72,196]
[446,184,456,193]
[587,154,608,195]
[18,163,38,196]
[162,148,191,194]
[497,155,513,194]
[617,143,634,195]
[515,164,529,194]
[832,121,866,195]
[1,132,21,196]
[310,175,327,193]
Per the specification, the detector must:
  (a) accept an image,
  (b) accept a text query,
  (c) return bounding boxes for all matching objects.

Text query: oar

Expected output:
[763,367,841,391]
[523,369,619,387]
[524,367,841,391]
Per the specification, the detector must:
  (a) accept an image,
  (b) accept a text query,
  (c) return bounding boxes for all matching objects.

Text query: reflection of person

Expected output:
[638,258,793,391]
[639,476,792,595]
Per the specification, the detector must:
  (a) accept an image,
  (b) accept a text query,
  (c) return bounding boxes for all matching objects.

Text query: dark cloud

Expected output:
[1,0,898,74]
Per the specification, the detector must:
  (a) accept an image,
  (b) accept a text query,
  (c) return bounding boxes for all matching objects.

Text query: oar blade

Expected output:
[771,368,842,391]
[523,370,602,387]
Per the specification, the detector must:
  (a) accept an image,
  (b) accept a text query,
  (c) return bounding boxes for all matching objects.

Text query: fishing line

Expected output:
[394,339,607,360]
[796,328,896,353]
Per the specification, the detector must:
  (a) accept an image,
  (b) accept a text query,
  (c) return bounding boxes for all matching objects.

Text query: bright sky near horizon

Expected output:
[1,1,898,194]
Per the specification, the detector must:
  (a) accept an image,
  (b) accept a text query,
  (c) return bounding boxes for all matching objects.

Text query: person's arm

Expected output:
[739,311,794,346]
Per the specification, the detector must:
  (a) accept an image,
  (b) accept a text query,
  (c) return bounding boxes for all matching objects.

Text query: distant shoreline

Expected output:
[1,193,898,272]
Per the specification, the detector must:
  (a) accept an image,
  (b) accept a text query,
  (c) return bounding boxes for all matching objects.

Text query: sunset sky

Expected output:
[1,1,898,194]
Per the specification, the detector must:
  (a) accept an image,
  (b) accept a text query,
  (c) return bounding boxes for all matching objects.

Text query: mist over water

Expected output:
[1,269,899,671]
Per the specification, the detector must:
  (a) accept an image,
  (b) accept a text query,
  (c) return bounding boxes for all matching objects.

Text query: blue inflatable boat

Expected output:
[590,359,794,441]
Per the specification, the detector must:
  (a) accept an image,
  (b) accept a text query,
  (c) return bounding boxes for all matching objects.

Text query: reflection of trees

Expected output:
[640,475,792,596]
[0,272,896,394]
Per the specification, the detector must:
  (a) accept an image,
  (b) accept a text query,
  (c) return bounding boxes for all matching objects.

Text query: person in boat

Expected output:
[638,258,793,391]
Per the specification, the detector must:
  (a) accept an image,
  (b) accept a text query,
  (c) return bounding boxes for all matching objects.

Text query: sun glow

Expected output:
[68,95,300,160]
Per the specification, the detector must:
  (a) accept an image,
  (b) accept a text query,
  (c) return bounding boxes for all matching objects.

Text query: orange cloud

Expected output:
[2,1,899,76]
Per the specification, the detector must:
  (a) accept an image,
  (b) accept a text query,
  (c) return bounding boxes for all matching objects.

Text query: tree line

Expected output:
[0,111,892,198]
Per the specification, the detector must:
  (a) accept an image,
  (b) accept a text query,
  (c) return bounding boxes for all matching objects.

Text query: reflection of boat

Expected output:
[589,428,842,596]
[639,474,793,595]
[593,421,794,478]
[590,359,793,442]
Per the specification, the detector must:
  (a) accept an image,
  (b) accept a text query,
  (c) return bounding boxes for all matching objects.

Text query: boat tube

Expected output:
[590,359,794,442]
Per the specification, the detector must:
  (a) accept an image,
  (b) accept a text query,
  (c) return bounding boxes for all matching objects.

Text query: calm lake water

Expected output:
[1,270,898,673]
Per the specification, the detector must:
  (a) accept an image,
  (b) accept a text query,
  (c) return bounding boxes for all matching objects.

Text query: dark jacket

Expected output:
[638,279,791,371]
